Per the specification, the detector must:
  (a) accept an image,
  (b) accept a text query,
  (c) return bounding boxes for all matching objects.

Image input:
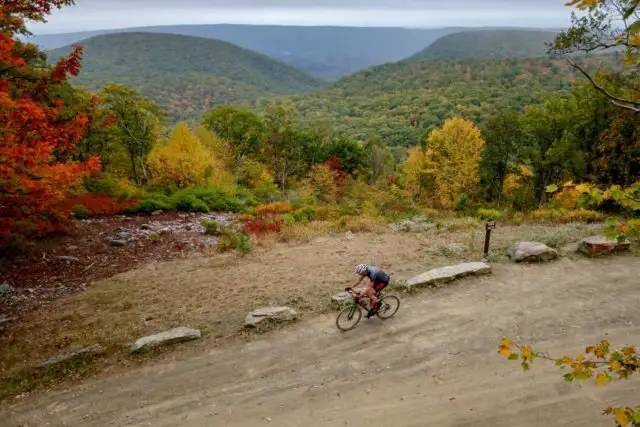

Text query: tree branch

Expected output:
[566,57,640,113]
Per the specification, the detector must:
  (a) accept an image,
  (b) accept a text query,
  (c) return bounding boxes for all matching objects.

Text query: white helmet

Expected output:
[355,264,368,275]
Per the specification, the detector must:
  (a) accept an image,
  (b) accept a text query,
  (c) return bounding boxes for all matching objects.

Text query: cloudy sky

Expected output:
[31,0,572,34]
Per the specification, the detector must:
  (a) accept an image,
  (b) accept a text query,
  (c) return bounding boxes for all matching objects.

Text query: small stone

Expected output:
[0,283,16,299]
[151,210,163,216]
[56,256,80,263]
[245,307,298,328]
[67,245,79,251]
[110,239,127,247]
[346,231,354,240]
[578,236,631,257]
[508,242,558,263]
[115,231,132,240]
[131,327,201,353]
[37,344,104,368]
[140,224,153,231]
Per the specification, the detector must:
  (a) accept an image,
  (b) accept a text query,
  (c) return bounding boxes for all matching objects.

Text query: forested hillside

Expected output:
[261,54,618,147]
[48,32,324,121]
[407,30,557,61]
[33,25,464,79]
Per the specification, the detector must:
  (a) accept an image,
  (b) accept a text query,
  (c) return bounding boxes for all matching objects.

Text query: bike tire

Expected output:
[336,305,362,331]
[376,295,400,320]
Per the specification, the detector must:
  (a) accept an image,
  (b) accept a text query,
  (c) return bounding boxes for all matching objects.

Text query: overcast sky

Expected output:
[31,0,572,34]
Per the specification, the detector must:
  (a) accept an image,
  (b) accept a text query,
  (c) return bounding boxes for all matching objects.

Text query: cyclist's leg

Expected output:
[365,281,377,315]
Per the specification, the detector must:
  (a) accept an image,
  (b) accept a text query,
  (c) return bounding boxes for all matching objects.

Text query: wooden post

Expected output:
[484,221,496,259]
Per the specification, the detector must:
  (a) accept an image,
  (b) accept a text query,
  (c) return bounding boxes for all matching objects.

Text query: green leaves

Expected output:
[545,184,559,193]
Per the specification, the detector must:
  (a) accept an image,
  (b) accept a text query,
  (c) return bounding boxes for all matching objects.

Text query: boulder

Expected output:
[131,327,201,353]
[509,242,558,263]
[110,239,127,247]
[245,306,298,328]
[578,236,631,257]
[37,344,104,368]
[405,262,491,290]
[0,283,15,300]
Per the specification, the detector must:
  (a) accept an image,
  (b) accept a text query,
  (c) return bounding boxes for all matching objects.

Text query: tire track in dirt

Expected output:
[3,256,639,427]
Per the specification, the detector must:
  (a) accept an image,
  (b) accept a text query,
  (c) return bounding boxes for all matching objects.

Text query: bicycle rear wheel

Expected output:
[336,305,362,331]
[376,295,400,319]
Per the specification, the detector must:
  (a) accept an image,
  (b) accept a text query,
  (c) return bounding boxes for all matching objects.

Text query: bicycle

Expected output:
[336,287,400,331]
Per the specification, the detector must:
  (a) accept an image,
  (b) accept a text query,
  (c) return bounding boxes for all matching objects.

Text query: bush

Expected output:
[236,234,254,254]
[131,197,170,214]
[62,194,139,217]
[171,193,210,213]
[200,219,220,236]
[71,204,89,219]
[184,187,243,212]
[511,211,525,225]
[216,228,253,254]
[83,174,139,199]
[455,193,470,213]
[477,208,503,221]
[256,202,292,216]
[435,216,481,231]
[530,208,605,224]
[291,206,319,224]
[243,219,282,235]
[337,216,386,233]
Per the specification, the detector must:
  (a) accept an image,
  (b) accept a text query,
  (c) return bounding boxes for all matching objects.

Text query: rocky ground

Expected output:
[0,213,234,324]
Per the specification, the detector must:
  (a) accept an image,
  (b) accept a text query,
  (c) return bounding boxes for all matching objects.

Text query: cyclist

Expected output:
[353,264,390,317]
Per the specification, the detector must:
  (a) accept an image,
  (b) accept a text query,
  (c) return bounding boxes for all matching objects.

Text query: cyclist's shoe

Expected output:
[366,307,377,318]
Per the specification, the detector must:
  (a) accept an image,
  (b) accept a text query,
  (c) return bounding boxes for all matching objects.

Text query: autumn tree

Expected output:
[550,0,639,113]
[147,123,214,188]
[98,84,164,184]
[421,117,485,209]
[0,0,100,246]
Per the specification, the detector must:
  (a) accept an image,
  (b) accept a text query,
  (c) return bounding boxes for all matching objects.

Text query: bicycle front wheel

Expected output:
[336,305,362,331]
[376,295,400,319]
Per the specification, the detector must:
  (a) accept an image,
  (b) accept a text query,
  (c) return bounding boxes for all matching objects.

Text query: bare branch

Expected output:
[566,57,640,113]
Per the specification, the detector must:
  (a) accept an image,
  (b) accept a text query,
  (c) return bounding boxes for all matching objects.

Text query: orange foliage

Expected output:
[255,202,293,216]
[0,4,100,245]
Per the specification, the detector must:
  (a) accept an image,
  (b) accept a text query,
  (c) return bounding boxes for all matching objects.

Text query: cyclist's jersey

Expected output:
[366,265,389,284]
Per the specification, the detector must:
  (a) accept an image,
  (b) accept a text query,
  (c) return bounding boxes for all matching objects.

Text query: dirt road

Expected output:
[3,256,639,427]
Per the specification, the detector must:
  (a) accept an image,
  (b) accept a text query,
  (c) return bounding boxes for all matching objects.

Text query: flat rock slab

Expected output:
[37,344,104,368]
[131,327,201,353]
[509,242,558,263]
[578,236,631,257]
[245,307,298,328]
[332,288,365,305]
[405,262,491,290]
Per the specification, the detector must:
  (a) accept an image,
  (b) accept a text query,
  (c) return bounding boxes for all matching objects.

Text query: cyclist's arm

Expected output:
[353,274,366,288]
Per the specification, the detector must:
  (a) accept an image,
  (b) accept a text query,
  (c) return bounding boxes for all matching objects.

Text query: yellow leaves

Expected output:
[565,0,599,10]
[419,117,485,209]
[595,372,612,386]
[148,122,217,188]
[610,360,622,372]
[575,183,592,194]
[498,338,513,357]
[614,408,630,426]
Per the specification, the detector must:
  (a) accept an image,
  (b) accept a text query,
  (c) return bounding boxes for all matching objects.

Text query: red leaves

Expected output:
[243,219,282,235]
[1,10,99,247]
[61,194,139,217]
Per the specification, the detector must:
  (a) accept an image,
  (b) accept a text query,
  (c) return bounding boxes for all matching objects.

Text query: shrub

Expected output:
[291,206,319,224]
[71,204,89,219]
[131,197,170,214]
[236,213,255,222]
[477,208,503,221]
[171,193,210,213]
[255,201,292,216]
[530,209,604,224]
[62,194,139,217]
[278,221,336,243]
[511,211,525,225]
[236,234,254,254]
[243,219,282,235]
[201,219,220,236]
[185,187,243,212]
[435,216,481,231]
[337,216,386,233]
[455,193,470,213]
